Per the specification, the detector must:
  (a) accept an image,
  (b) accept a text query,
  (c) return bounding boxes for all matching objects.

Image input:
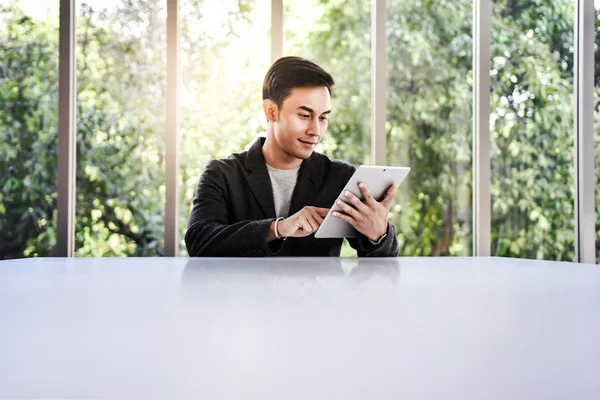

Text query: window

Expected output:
[285,0,371,257]
[387,0,473,256]
[0,1,59,258]
[1,0,590,261]
[490,0,575,260]
[284,0,372,167]
[75,0,166,256]
[179,0,271,255]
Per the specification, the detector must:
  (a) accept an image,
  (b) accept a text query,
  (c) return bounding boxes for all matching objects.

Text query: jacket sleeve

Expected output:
[348,223,399,257]
[184,160,274,257]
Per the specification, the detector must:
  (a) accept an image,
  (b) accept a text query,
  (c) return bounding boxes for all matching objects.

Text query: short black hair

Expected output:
[262,56,335,109]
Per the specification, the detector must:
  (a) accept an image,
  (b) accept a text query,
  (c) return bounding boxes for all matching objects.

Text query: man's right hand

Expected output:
[270,206,330,241]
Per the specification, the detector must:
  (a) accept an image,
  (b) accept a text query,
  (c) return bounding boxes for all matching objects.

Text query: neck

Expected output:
[262,128,303,170]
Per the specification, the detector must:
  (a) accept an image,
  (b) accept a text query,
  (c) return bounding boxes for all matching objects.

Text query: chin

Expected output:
[294,149,314,160]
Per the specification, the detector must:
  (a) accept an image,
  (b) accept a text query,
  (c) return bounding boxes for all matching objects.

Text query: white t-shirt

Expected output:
[265,163,300,218]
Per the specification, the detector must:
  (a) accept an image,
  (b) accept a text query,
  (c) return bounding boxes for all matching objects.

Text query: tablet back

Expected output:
[314,166,410,239]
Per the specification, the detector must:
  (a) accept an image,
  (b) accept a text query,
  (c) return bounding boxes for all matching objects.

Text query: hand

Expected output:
[273,206,330,239]
[332,182,398,242]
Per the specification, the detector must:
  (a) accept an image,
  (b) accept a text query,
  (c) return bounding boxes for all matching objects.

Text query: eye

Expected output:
[320,116,329,121]
[299,113,310,119]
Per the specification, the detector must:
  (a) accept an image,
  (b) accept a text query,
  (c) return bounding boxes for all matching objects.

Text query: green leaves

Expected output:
[0,0,589,260]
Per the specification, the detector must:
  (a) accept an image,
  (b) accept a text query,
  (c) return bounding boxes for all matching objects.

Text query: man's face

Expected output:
[271,86,331,160]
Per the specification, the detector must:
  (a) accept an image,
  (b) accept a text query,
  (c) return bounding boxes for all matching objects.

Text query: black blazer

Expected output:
[185,137,399,257]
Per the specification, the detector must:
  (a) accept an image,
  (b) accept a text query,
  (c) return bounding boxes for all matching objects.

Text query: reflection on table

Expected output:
[0,256,599,399]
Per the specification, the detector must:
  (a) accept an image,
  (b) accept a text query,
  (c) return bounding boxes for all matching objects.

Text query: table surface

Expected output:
[1,256,599,399]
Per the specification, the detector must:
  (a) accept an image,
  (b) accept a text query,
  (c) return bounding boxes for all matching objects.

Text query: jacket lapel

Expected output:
[289,152,324,215]
[245,137,326,218]
[245,137,276,219]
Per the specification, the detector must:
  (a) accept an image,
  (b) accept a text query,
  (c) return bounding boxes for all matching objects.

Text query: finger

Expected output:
[342,190,368,212]
[357,182,377,206]
[296,216,316,233]
[306,207,325,225]
[311,207,331,217]
[335,198,360,218]
[306,213,322,231]
[332,210,358,228]
[380,184,399,209]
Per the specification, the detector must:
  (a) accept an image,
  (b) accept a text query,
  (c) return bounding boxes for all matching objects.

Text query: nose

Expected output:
[306,117,320,137]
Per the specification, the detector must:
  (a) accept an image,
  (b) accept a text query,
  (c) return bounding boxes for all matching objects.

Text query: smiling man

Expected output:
[185,56,399,257]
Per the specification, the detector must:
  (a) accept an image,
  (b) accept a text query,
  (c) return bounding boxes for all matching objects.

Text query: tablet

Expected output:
[314,166,410,239]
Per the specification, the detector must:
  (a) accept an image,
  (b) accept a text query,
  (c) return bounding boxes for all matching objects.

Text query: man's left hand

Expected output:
[332,182,398,242]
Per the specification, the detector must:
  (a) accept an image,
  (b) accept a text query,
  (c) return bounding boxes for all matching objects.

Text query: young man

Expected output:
[185,56,399,257]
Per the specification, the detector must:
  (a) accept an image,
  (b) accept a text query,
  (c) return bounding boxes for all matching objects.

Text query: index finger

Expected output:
[310,206,331,217]
[306,207,326,224]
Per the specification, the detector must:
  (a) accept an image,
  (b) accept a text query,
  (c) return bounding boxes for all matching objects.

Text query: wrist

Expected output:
[274,217,287,241]
[367,224,388,243]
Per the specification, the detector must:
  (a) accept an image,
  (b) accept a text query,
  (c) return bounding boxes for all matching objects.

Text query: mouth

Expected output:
[298,139,318,148]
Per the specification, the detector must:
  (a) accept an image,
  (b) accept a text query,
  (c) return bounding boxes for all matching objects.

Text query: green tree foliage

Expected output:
[294,0,577,259]
[0,5,58,258]
[178,0,269,255]
[490,0,575,260]
[74,2,167,256]
[0,0,592,260]
[385,0,473,256]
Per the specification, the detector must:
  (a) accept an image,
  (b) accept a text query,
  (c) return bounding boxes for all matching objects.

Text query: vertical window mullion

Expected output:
[57,0,76,257]
[165,0,179,256]
[473,0,491,256]
[372,0,386,166]
[271,0,283,63]
[574,0,596,263]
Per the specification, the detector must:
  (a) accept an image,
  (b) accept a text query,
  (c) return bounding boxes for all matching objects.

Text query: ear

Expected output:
[262,99,279,123]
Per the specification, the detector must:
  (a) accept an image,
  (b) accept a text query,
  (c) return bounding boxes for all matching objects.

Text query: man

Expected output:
[185,56,399,257]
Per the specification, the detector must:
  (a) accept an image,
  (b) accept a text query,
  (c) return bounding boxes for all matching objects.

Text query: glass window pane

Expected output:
[75,0,166,256]
[179,0,271,255]
[490,0,574,260]
[0,1,59,259]
[284,0,371,166]
[285,0,371,257]
[386,0,473,256]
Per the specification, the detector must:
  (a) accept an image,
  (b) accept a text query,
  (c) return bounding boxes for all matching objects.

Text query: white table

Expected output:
[1,257,599,399]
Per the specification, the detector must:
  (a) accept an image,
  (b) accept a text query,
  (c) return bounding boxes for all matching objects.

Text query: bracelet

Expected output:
[274,217,287,241]
[368,223,389,245]
[368,233,387,246]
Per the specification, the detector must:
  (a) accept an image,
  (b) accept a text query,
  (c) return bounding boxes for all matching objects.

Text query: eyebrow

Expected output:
[297,105,331,115]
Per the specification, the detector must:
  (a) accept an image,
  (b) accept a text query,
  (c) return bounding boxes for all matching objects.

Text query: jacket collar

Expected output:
[244,137,325,218]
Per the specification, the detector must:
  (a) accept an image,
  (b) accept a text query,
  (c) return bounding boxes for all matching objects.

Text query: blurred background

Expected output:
[1,0,598,261]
